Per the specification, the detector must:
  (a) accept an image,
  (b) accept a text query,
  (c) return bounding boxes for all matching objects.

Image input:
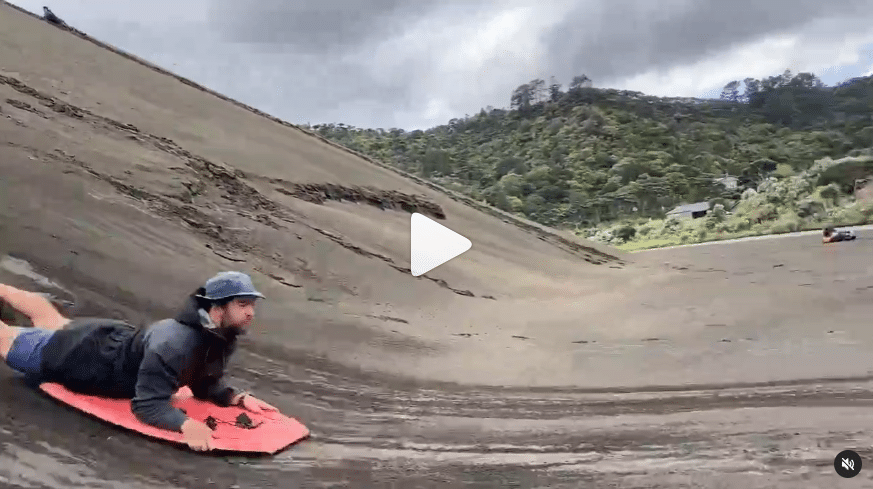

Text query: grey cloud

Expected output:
[16,0,873,130]
[205,0,502,127]
[543,0,873,87]
[206,51,415,128]
[204,0,873,130]
[205,1,538,126]
[209,0,447,53]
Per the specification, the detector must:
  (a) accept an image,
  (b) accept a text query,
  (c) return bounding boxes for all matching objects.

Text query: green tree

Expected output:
[720,80,741,102]
[548,76,563,102]
[510,83,533,112]
[313,69,873,235]
[569,75,592,91]
[421,149,452,177]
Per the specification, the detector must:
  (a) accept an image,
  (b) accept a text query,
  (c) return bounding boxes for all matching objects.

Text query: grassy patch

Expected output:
[616,237,682,251]
[614,217,871,252]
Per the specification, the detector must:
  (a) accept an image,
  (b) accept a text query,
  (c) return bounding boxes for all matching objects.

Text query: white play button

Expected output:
[410,213,472,277]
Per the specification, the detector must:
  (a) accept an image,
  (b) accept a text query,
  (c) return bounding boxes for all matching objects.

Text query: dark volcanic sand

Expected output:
[2,3,873,487]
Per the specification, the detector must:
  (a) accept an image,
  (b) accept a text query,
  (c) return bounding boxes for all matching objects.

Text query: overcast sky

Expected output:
[11,1,873,130]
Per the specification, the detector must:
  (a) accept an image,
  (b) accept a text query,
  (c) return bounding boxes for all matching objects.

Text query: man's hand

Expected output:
[180,418,214,452]
[232,392,279,414]
[171,386,193,401]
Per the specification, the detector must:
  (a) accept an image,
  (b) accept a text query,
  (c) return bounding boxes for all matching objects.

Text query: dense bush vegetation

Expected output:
[310,70,873,249]
[588,154,873,250]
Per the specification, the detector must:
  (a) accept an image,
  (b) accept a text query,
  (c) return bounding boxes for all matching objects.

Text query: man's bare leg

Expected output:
[0,284,70,331]
[0,319,16,359]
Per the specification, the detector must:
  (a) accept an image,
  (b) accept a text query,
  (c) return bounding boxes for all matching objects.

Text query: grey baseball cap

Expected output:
[196,271,266,301]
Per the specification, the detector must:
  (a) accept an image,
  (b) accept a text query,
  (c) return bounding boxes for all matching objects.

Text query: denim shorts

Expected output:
[5,327,55,376]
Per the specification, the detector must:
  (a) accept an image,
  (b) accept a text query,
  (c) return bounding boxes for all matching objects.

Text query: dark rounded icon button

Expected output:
[835,450,862,478]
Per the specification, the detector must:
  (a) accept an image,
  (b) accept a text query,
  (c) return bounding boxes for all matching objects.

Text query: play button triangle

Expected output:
[410,213,472,277]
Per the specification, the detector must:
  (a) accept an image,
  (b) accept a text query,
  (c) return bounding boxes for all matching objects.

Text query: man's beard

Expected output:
[218,322,247,338]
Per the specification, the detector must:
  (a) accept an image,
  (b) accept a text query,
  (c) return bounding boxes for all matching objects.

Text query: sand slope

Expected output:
[0,2,634,388]
[3,4,873,487]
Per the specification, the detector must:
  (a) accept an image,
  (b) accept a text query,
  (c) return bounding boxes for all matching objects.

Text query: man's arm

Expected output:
[130,346,189,432]
[190,375,243,407]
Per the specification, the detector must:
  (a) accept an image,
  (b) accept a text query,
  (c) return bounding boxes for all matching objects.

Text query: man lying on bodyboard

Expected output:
[0,271,277,452]
[822,225,857,243]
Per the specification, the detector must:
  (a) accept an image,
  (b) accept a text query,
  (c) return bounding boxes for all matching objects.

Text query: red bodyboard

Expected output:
[38,383,310,454]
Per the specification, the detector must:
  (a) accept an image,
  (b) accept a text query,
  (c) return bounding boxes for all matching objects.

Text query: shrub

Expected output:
[770,215,801,234]
[614,224,637,242]
[704,204,727,229]
[797,198,825,218]
[819,183,841,202]
[774,163,795,178]
[507,196,524,213]
[831,206,866,226]
[727,217,752,232]
[661,215,683,235]
[747,203,778,224]
[857,200,873,218]
[750,222,769,234]
[637,221,657,236]
[741,188,758,200]
[816,155,873,191]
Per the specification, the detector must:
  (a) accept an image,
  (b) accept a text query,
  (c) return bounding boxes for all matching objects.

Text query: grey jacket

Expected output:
[131,317,242,430]
[40,295,243,432]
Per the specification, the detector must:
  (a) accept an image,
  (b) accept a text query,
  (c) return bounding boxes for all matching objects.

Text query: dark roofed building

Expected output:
[666,202,710,219]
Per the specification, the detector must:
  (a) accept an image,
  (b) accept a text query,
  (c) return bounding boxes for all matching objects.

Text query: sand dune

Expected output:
[2,3,872,487]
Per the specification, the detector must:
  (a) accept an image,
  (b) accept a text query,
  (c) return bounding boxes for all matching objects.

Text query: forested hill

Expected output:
[309,71,873,232]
